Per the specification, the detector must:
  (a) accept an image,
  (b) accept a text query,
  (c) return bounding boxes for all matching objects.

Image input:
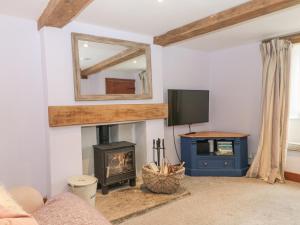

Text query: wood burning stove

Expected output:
[94,139,136,194]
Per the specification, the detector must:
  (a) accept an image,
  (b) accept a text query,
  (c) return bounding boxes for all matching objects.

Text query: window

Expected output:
[288,44,300,151]
[290,44,300,119]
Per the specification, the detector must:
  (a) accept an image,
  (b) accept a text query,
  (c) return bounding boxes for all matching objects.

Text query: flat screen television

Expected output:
[168,89,209,126]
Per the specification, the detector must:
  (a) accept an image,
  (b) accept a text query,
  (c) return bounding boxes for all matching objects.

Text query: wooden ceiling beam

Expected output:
[38,0,93,30]
[154,0,300,46]
[81,48,145,78]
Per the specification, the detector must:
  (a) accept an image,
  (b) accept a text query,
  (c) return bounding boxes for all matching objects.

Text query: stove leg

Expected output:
[129,178,136,187]
[101,185,109,195]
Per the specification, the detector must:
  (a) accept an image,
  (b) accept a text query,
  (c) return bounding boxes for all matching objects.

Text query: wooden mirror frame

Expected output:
[72,33,153,101]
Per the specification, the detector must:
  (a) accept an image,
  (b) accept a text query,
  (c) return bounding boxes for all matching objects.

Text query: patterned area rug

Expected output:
[95,184,190,224]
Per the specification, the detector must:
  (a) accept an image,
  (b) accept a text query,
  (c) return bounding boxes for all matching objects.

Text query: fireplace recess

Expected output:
[93,141,136,194]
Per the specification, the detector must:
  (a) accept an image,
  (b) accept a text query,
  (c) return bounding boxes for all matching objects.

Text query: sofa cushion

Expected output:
[0,186,38,225]
[0,186,26,215]
[33,192,112,225]
[9,186,44,214]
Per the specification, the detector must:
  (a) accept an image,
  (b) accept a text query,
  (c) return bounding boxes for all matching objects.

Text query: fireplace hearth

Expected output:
[93,141,136,194]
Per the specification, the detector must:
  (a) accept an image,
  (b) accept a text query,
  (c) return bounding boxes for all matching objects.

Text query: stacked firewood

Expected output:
[149,138,185,175]
[147,161,185,175]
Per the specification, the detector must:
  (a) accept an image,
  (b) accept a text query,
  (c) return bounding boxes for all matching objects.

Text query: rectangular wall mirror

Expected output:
[72,33,153,101]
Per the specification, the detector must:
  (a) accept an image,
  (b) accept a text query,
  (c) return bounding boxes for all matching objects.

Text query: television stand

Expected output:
[180,131,249,177]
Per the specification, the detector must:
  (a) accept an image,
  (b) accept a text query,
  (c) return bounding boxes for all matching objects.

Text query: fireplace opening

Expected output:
[93,125,137,195]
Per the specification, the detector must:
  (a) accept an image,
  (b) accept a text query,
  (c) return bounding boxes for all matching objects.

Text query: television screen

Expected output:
[168,89,209,126]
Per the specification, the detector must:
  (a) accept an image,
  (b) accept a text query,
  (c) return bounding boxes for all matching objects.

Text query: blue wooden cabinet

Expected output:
[180,132,249,176]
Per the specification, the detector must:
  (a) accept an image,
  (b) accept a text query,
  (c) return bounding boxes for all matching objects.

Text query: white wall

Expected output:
[40,22,165,195]
[209,43,263,159]
[48,126,82,195]
[162,46,211,163]
[134,122,147,173]
[82,126,97,176]
[0,15,48,195]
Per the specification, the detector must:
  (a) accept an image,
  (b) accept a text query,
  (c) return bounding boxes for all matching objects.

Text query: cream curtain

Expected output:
[139,70,148,94]
[246,39,292,183]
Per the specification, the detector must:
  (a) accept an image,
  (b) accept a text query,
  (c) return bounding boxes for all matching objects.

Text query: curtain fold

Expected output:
[139,71,147,94]
[246,39,292,183]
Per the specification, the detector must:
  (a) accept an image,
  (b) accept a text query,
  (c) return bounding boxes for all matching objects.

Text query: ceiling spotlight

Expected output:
[83,43,89,48]
[157,0,164,2]
[133,60,137,64]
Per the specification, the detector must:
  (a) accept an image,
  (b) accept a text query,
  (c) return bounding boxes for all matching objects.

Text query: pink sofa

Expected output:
[5,186,111,225]
[33,192,111,225]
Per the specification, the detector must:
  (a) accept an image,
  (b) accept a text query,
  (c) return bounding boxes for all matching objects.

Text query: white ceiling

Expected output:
[0,0,48,20]
[1,0,300,51]
[78,0,248,35]
[0,0,248,34]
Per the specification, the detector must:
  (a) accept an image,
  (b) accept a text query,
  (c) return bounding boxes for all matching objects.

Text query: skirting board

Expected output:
[285,171,300,183]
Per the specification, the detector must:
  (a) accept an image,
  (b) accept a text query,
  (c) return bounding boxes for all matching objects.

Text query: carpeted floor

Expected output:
[118,176,300,225]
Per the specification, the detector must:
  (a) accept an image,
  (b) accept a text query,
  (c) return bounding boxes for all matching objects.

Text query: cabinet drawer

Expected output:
[197,159,234,169]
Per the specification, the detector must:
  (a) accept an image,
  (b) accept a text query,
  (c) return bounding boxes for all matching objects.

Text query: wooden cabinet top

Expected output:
[179,131,249,138]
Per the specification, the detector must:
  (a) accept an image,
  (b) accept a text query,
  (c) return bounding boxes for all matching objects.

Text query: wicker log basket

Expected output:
[142,164,185,194]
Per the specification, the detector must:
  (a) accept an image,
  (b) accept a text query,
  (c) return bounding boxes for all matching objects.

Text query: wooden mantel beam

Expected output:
[38,0,93,30]
[154,0,300,46]
[81,48,145,78]
[48,104,168,127]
